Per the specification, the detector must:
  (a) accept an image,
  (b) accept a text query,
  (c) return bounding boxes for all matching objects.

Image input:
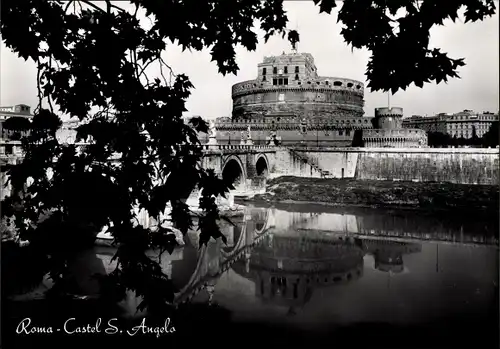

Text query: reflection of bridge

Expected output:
[94,206,279,307]
[171,207,319,305]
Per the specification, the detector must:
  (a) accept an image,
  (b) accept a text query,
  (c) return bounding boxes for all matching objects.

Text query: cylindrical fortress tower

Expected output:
[230,52,365,121]
[374,107,403,129]
[362,107,428,148]
[208,50,373,147]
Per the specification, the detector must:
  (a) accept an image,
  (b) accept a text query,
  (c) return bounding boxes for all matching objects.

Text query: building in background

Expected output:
[0,104,33,200]
[402,110,498,139]
[0,104,33,144]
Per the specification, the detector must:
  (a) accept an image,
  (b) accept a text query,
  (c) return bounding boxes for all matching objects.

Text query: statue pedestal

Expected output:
[207,136,218,145]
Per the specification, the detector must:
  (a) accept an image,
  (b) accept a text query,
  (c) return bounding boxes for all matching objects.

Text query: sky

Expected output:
[1,1,498,120]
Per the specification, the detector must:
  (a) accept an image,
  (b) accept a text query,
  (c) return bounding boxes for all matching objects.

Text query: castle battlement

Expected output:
[375,107,404,117]
[230,51,365,121]
[231,78,364,98]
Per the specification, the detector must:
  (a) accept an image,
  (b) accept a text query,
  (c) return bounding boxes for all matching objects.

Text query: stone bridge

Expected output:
[200,144,278,194]
[0,140,328,200]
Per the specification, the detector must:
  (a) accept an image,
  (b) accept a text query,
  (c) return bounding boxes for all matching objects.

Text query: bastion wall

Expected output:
[289,147,499,185]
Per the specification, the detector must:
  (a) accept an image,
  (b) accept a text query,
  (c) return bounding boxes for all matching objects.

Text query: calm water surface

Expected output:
[147,203,499,334]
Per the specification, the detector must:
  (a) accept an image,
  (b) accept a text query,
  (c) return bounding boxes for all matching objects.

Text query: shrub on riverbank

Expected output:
[256,177,499,211]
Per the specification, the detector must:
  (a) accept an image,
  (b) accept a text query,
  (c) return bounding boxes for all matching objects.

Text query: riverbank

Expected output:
[252,177,499,212]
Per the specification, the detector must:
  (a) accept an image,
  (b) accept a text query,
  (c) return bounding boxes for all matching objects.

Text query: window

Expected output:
[273,67,277,74]
[339,130,343,136]
[5,145,13,154]
[273,78,277,85]
[278,68,283,74]
[278,78,283,85]
[325,81,329,86]
[295,66,299,73]
[284,78,288,85]
[346,130,351,136]
[262,76,266,81]
[284,66,288,74]
[262,68,267,75]
[295,74,299,80]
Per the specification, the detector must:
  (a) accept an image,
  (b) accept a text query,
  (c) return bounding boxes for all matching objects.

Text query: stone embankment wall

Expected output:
[290,147,499,185]
[270,149,323,179]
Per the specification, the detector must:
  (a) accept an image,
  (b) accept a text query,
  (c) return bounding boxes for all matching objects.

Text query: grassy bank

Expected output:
[253,177,499,211]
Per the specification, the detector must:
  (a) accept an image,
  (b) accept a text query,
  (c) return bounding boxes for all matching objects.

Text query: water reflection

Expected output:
[231,232,364,315]
[93,204,498,328]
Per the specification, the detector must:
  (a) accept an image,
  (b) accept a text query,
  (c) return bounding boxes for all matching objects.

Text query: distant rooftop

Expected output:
[0,104,33,119]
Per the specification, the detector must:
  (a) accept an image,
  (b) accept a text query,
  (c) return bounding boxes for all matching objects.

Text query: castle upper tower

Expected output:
[231,51,365,121]
[362,107,428,148]
[374,107,404,130]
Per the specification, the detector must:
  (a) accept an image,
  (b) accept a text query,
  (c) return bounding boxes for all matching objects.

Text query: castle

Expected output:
[202,50,427,148]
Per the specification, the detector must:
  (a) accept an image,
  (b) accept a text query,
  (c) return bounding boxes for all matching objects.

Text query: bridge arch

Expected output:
[255,154,270,177]
[222,155,246,189]
[174,208,271,304]
[254,209,270,234]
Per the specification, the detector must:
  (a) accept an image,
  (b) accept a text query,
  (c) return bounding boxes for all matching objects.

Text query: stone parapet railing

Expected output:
[214,117,375,131]
[288,146,500,154]
[202,144,277,153]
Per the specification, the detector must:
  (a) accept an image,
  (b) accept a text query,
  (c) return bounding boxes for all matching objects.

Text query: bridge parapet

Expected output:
[202,144,277,153]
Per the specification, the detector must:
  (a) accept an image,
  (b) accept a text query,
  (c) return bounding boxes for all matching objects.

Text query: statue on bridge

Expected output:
[267,130,281,146]
[207,119,218,145]
[245,125,253,145]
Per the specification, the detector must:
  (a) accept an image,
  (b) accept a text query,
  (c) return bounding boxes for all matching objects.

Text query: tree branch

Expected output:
[64,1,74,13]
[35,59,43,115]
[78,1,106,13]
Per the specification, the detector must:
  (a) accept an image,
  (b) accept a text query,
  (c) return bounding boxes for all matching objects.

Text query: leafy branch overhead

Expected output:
[333,0,496,93]
[0,0,495,311]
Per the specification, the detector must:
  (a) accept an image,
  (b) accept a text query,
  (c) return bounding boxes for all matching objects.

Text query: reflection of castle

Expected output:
[167,208,426,306]
[361,238,422,273]
[232,233,364,312]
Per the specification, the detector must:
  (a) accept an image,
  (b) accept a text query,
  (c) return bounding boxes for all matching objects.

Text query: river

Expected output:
[6,202,499,347]
[96,203,498,337]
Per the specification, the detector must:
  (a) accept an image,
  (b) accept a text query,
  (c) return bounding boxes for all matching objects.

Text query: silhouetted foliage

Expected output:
[333,0,496,93]
[427,132,453,147]
[0,0,496,311]
[427,127,499,148]
[482,121,499,147]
